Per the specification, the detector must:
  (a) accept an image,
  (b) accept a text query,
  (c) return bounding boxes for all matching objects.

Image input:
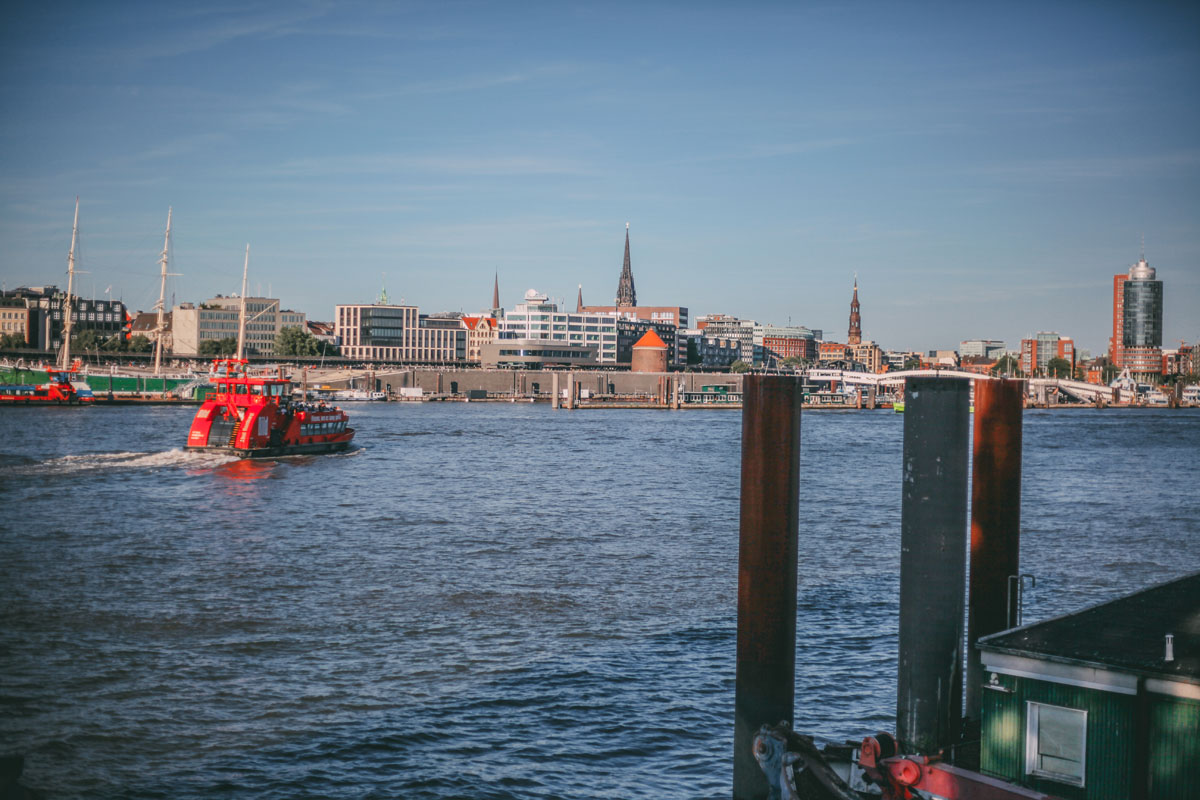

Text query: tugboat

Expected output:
[185,358,354,458]
[0,364,95,405]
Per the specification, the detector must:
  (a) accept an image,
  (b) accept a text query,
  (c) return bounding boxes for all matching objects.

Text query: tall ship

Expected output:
[185,358,354,457]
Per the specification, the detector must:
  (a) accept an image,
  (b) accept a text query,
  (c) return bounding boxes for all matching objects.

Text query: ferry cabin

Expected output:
[976,572,1199,799]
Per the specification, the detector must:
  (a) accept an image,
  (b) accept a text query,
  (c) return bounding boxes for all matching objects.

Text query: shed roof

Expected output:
[633,329,667,349]
[978,571,1200,682]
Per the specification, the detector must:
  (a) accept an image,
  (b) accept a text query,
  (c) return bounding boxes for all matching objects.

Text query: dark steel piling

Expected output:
[734,375,803,799]
[897,377,970,755]
[965,378,1024,720]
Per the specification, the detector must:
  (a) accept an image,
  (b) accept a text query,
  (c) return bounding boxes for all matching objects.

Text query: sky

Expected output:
[1,1,1197,355]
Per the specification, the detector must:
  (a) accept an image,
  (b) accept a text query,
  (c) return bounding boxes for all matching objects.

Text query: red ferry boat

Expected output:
[185,359,354,458]
[0,365,95,405]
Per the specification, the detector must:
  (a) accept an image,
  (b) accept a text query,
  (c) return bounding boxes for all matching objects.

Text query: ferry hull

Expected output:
[186,439,353,459]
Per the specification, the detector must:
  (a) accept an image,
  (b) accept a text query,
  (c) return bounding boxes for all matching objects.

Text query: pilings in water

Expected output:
[897,377,970,755]
[965,379,1024,721]
[734,376,803,799]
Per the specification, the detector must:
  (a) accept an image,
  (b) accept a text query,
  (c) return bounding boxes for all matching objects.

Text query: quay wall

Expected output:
[309,368,746,397]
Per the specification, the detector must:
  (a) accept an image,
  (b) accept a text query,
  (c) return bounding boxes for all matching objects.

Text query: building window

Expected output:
[1025,702,1086,787]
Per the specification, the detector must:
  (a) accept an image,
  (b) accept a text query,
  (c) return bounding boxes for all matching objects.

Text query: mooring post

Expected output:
[551,372,560,409]
[897,377,970,755]
[734,375,802,799]
[965,378,1024,721]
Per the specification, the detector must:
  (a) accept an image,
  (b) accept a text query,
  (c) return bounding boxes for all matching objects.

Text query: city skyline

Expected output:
[2,2,1197,354]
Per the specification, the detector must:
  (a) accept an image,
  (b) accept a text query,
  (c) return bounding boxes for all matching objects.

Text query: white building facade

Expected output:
[500,290,618,363]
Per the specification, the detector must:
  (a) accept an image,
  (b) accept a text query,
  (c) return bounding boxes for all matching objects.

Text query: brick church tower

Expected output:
[848,277,862,345]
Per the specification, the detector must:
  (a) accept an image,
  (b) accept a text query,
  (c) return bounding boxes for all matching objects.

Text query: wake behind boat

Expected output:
[185,358,354,458]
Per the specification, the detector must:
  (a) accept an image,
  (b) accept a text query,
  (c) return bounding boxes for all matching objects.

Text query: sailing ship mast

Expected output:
[153,207,180,375]
[236,244,249,361]
[59,197,80,369]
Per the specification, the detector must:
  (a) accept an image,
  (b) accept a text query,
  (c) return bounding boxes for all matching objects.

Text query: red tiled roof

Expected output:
[633,329,667,349]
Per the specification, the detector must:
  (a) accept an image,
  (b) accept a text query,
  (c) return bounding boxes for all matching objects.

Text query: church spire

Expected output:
[576,284,583,313]
[848,274,862,345]
[615,222,636,307]
[491,271,500,315]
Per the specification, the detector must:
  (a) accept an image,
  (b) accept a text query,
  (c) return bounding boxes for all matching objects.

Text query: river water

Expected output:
[1,404,1197,798]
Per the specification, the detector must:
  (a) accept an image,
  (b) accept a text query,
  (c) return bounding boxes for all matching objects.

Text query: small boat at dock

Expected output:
[0,364,94,405]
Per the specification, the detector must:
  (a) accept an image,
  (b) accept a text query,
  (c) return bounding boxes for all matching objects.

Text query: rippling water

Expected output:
[2,404,1197,798]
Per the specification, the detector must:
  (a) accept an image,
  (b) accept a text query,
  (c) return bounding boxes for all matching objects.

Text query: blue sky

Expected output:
[2,1,1197,354]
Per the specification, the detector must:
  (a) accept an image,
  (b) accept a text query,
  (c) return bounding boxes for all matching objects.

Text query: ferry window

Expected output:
[250,385,263,394]
[1026,702,1086,786]
[235,385,247,394]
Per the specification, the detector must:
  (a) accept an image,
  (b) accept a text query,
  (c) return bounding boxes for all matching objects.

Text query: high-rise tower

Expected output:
[848,276,862,345]
[1113,254,1163,380]
[615,223,636,307]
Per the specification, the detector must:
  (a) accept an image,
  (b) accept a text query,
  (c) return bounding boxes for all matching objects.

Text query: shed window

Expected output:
[1025,702,1086,786]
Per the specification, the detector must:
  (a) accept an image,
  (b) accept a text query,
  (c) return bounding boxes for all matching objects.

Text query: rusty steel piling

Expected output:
[965,378,1024,721]
[897,377,970,755]
[734,375,803,799]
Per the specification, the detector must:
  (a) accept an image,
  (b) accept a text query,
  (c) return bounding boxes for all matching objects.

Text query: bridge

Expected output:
[803,368,1119,404]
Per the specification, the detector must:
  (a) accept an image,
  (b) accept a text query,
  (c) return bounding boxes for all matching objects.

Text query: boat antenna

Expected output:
[59,197,81,369]
[153,207,181,375]
[236,244,249,361]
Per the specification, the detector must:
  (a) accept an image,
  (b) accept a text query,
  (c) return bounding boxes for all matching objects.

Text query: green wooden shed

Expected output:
[976,571,1199,799]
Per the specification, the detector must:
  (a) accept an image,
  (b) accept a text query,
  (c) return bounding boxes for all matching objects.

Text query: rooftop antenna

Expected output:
[1140,232,1145,261]
[153,207,181,375]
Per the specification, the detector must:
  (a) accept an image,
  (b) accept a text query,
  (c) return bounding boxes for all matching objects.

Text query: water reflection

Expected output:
[214,457,277,482]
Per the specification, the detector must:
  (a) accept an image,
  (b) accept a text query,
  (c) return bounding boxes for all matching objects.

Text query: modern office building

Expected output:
[1111,256,1164,381]
[961,339,1007,359]
[334,302,464,363]
[173,295,305,357]
[678,328,741,368]
[501,290,617,363]
[696,314,757,363]
[1021,332,1075,376]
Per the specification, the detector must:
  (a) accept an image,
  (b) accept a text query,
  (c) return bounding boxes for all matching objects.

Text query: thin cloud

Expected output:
[972,150,1200,181]
[267,153,593,178]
